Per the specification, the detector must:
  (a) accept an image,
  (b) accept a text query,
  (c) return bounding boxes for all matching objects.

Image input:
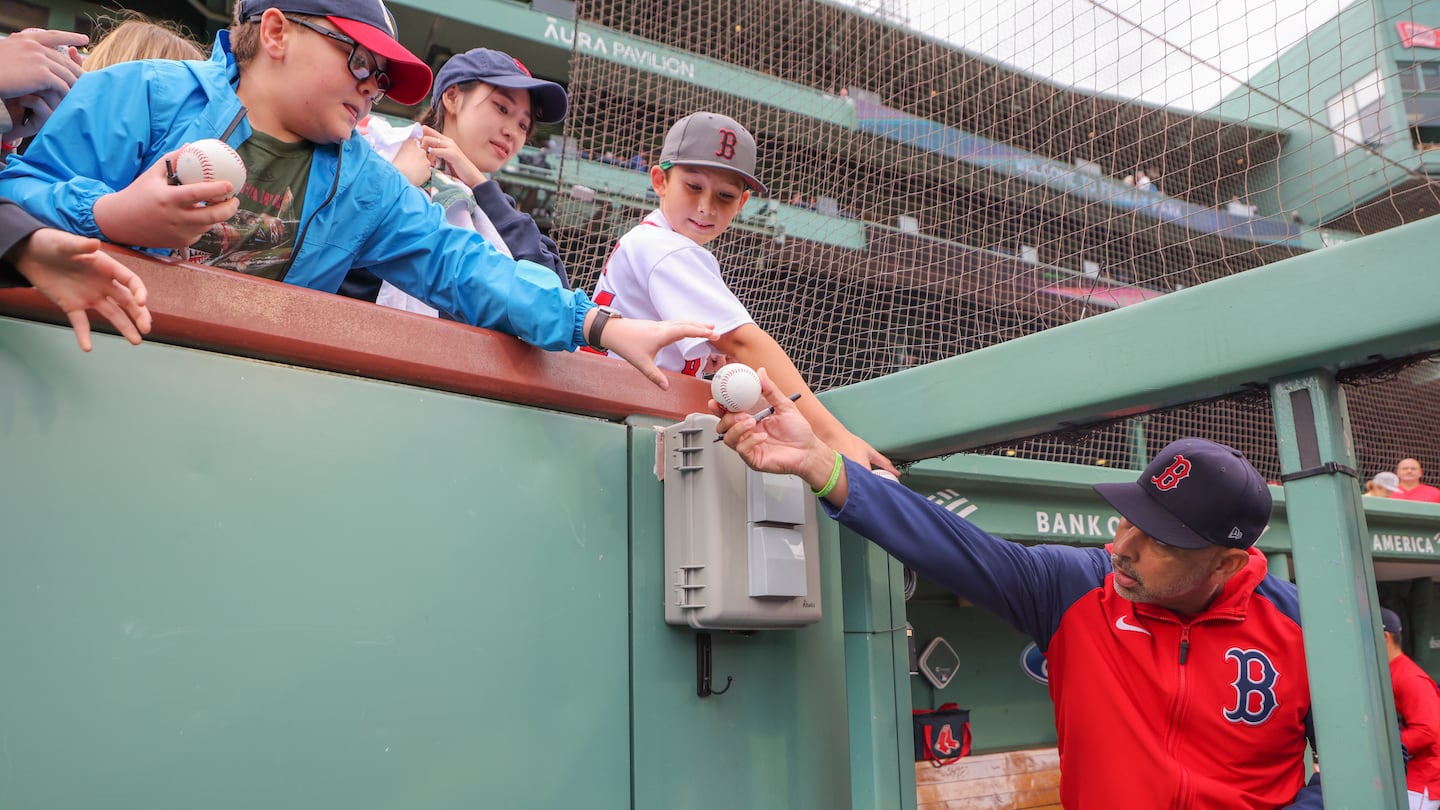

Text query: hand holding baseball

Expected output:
[93,149,240,250]
[711,367,839,488]
[711,363,762,412]
[172,139,247,202]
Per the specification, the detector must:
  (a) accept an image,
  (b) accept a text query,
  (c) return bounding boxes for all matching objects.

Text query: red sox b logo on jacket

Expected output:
[1150,454,1192,491]
[714,129,738,161]
[1223,647,1280,725]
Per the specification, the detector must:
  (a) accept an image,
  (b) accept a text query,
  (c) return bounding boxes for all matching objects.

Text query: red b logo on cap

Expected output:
[715,129,737,160]
[1151,454,1192,491]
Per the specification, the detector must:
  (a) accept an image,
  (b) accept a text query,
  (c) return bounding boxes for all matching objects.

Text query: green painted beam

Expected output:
[1271,372,1404,808]
[822,216,1440,461]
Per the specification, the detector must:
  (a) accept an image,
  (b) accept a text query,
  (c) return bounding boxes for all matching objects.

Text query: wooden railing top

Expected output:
[0,246,711,423]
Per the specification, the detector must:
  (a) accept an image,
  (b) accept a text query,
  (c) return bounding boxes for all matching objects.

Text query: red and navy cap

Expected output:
[1093,438,1272,550]
[240,0,433,106]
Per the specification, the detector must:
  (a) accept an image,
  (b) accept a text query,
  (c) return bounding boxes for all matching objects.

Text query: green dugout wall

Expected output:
[0,257,861,810]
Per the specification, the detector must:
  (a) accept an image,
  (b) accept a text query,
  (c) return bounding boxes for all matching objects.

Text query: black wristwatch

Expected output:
[586,305,623,351]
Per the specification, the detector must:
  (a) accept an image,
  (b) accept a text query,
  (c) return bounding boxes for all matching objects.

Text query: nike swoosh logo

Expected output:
[1115,615,1152,636]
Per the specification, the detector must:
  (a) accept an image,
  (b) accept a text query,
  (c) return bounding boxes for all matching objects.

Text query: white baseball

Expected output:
[711,363,762,413]
[174,138,246,200]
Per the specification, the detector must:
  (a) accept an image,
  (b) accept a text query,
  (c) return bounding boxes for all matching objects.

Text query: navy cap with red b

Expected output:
[1093,438,1272,550]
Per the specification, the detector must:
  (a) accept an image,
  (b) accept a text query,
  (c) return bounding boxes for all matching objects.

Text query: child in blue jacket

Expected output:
[0,0,709,386]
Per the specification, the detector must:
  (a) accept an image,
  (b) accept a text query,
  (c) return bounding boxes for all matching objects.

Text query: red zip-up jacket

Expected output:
[1391,652,1440,797]
[826,458,1323,809]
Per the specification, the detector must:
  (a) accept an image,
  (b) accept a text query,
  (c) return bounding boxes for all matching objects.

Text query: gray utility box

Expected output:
[662,413,822,630]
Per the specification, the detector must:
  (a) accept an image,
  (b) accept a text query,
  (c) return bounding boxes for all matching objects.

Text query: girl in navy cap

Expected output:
[418,48,569,287]
[345,47,570,315]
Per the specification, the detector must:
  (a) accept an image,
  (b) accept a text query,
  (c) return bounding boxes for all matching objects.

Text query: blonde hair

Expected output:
[85,13,205,70]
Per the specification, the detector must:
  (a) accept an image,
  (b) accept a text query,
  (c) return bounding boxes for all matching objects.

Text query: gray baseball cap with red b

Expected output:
[1093,438,1272,550]
[659,112,767,195]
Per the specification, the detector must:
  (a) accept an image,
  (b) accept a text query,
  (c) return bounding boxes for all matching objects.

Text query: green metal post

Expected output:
[1410,580,1436,674]
[1267,552,1293,583]
[1125,416,1149,471]
[1270,371,1403,809]
[839,525,917,810]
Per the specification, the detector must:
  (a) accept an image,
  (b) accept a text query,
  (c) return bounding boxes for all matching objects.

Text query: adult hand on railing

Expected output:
[7,227,151,351]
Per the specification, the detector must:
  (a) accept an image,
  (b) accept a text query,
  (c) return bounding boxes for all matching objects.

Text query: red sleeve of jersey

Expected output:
[1395,657,1440,758]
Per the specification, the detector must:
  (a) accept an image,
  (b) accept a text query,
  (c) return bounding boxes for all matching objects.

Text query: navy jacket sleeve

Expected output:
[1280,772,1322,809]
[823,458,1111,649]
[470,180,569,289]
[0,198,46,287]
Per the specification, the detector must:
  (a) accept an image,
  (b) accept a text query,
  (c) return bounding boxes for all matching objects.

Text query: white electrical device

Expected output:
[662,413,822,630]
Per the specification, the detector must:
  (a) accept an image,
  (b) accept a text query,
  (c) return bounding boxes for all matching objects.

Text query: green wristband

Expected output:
[812,451,844,498]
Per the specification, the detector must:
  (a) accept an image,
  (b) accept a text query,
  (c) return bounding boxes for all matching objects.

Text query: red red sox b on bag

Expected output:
[912,703,971,766]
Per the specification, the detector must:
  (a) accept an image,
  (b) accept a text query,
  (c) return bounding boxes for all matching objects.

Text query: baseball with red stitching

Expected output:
[174,138,247,201]
[711,363,762,413]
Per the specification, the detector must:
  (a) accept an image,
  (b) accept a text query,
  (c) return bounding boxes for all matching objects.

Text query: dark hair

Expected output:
[417,79,482,131]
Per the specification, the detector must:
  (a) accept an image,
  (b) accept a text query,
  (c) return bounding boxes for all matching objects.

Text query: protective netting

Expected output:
[535,0,1439,476]
[973,354,1440,482]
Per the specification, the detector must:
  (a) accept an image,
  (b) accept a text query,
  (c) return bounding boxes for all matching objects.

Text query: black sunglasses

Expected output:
[280,15,391,100]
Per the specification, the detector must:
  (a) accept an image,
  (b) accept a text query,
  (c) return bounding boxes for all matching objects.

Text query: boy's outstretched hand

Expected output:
[93,149,240,250]
[711,368,849,504]
[8,229,152,351]
[596,314,717,390]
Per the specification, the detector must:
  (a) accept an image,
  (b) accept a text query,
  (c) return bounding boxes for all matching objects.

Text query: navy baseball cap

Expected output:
[431,49,568,125]
[240,0,433,106]
[1381,608,1403,634]
[1093,438,1272,550]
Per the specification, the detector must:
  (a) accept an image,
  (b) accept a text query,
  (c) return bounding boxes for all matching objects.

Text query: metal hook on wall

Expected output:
[696,632,732,697]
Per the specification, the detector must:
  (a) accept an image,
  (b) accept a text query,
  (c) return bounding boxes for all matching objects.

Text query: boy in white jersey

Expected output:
[592,112,895,474]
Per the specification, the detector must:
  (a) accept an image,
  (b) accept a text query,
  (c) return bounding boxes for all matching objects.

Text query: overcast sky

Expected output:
[892,0,1356,111]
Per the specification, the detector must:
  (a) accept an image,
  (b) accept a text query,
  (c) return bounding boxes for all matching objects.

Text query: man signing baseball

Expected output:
[713,368,1323,810]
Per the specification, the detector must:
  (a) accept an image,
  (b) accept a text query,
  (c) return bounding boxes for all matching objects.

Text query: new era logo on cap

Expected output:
[1093,438,1273,550]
